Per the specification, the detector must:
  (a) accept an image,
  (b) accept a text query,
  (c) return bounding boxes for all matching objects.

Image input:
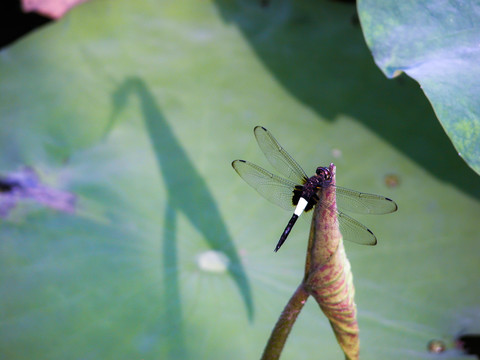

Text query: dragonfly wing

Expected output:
[232,160,296,211]
[254,126,308,184]
[335,186,398,215]
[337,211,377,245]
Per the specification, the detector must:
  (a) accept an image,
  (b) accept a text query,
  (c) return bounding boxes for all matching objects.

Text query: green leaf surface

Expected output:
[1,0,479,359]
[358,0,480,175]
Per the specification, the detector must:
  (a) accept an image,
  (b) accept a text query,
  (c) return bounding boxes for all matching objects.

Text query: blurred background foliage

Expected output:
[0,0,479,359]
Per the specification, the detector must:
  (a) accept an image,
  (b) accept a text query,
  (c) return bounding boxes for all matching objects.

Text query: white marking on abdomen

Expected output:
[294,197,308,216]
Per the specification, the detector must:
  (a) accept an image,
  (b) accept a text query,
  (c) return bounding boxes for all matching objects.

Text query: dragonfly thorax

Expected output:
[304,171,331,198]
[305,167,333,193]
[292,168,333,215]
[315,166,332,181]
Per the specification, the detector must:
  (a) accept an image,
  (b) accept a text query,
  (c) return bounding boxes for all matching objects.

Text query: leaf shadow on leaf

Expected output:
[213,0,480,200]
[108,77,254,356]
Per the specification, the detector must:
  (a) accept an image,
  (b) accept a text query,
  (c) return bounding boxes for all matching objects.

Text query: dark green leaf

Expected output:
[358,0,480,174]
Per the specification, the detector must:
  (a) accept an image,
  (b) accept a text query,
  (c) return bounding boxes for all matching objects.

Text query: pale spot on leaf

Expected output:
[196,250,230,273]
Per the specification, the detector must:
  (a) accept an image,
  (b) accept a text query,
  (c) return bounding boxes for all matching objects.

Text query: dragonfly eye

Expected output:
[316,167,331,180]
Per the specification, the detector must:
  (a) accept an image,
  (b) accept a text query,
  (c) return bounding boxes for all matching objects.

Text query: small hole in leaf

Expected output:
[331,148,342,159]
[384,174,400,188]
[427,339,446,354]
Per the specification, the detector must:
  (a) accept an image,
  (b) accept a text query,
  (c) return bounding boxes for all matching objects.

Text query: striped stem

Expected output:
[305,163,359,360]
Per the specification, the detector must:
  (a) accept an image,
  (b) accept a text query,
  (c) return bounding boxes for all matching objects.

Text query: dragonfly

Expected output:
[232,126,398,252]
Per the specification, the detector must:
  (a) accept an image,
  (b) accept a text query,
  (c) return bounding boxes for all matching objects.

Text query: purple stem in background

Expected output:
[0,167,76,218]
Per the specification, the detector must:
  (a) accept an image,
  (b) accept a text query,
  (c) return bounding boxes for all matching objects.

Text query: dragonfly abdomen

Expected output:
[275,214,299,252]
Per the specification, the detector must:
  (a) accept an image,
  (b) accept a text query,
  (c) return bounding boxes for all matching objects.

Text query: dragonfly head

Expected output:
[315,167,332,183]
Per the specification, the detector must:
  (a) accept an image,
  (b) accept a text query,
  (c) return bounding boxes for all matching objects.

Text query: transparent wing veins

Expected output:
[254,126,308,184]
[337,211,377,245]
[233,126,398,246]
[313,197,378,246]
[232,160,296,211]
[335,186,398,215]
